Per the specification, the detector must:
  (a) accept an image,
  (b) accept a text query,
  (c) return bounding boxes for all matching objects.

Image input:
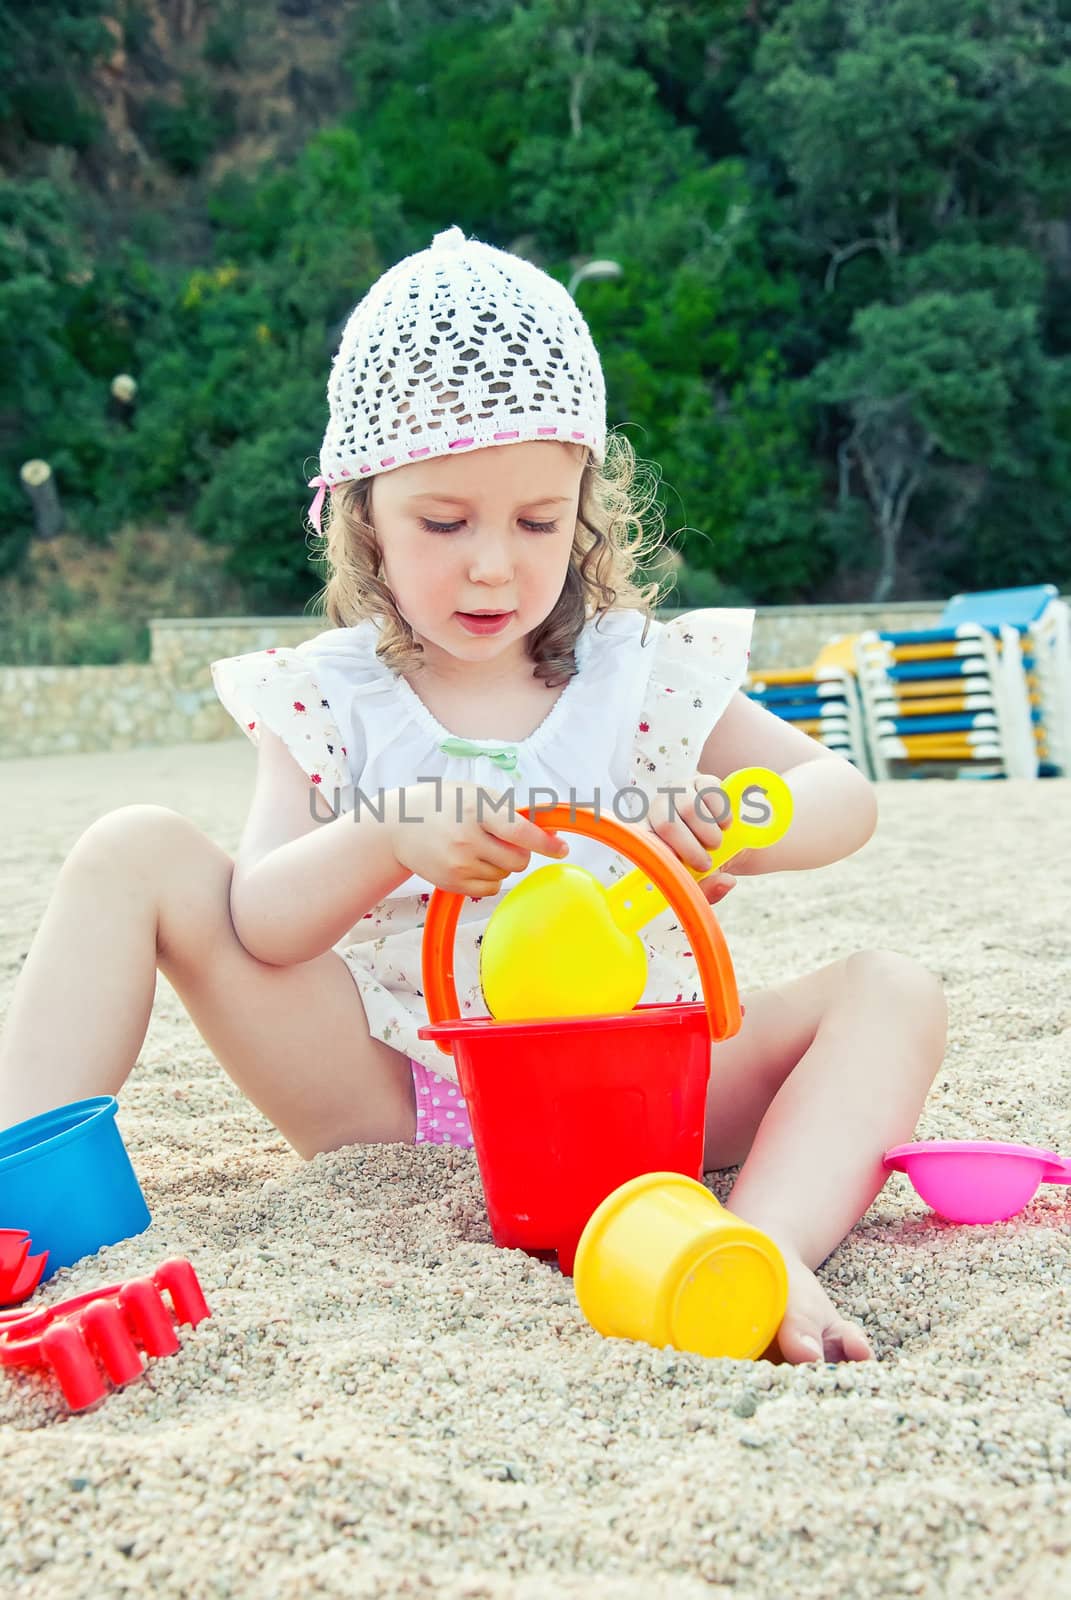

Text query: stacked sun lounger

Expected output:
[854,586,1068,780]
[1029,596,1071,774]
[935,586,1070,778]
[746,635,873,778]
[987,589,1070,777]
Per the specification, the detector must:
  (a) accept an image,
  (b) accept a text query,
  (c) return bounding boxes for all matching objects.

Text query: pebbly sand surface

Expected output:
[0,739,1069,1599]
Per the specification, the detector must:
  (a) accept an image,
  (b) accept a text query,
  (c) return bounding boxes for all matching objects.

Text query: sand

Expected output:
[0,740,1069,1599]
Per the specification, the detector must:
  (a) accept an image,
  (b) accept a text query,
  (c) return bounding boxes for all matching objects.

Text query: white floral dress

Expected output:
[210,606,754,1084]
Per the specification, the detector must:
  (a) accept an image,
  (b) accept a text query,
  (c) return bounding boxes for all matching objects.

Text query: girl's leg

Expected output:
[0,805,416,1157]
[701,951,947,1364]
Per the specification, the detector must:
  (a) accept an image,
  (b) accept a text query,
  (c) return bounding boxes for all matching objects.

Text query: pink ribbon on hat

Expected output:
[307,476,330,534]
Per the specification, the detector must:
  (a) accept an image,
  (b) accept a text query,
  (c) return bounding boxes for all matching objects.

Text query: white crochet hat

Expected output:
[307,225,607,532]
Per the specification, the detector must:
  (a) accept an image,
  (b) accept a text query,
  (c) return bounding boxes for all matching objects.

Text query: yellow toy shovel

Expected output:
[480,766,793,1020]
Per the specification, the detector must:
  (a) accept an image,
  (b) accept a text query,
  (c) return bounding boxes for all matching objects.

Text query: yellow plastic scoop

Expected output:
[480,766,793,1020]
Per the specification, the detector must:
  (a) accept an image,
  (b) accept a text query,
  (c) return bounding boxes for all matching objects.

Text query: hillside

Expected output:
[0,520,251,665]
[4,0,1071,661]
[39,1,358,215]
[3,0,365,660]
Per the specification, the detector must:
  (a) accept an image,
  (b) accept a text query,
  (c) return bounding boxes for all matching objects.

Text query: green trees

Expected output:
[343,0,828,602]
[2,0,1069,617]
[0,0,109,147]
[735,0,1071,596]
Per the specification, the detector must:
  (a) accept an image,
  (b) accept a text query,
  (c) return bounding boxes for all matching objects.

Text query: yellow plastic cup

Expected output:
[573,1172,788,1361]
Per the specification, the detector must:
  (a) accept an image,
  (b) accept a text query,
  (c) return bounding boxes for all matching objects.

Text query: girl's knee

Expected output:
[72,805,220,873]
[847,949,947,1029]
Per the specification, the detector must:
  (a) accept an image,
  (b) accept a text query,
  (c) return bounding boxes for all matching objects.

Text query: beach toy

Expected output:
[0,1257,210,1412]
[884,1139,1071,1223]
[419,805,742,1274]
[479,766,793,1020]
[573,1173,788,1361]
[0,1097,151,1279]
[0,1229,49,1307]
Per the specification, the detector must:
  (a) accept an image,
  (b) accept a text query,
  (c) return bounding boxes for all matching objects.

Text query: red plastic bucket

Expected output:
[418,805,743,1274]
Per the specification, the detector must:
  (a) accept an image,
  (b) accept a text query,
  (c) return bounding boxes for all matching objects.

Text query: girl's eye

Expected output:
[418,517,560,535]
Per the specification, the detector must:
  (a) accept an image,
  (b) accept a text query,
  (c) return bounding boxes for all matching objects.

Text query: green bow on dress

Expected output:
[438,735,520,775]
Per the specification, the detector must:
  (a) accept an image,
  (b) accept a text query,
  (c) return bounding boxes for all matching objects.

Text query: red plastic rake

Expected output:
[0,1257,210,1411]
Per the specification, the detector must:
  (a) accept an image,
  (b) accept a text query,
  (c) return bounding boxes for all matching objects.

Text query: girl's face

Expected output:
[368,440,584,677]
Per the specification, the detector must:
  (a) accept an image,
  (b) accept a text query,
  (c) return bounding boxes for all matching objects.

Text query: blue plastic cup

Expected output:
[0,1097,151,1278]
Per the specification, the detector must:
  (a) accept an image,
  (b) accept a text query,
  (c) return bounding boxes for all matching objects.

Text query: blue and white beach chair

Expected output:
[854,586,1068,780]
[746,636,873,778]
[941,586,1069,777]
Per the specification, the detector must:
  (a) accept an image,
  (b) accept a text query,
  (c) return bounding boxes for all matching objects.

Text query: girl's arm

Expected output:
[228,729,410,966]
[699,690,878,876]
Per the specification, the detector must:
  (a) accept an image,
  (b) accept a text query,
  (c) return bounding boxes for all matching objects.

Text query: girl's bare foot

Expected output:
[769,1245,873,1364]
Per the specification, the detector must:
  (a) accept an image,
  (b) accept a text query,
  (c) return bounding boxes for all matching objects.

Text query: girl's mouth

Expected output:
[455,611,515,635]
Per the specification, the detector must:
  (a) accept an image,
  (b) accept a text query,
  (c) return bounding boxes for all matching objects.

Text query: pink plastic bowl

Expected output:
[883,1140,1071,1224]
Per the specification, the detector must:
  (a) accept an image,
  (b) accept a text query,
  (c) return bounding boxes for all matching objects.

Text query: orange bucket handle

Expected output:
[421,804,742,1057]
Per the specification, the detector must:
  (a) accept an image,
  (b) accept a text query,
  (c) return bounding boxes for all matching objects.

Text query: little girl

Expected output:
[0,226,946,1364]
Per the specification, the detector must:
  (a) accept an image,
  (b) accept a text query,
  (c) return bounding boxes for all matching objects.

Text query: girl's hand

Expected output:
[698,869,738,906]
[387,781,568,899]
[638,773,739,906]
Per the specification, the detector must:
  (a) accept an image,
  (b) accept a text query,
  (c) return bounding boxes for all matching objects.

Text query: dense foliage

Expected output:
[2,0,1070,613]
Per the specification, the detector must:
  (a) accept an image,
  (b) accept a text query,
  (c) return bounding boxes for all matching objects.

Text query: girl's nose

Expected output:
[468,535,514,584]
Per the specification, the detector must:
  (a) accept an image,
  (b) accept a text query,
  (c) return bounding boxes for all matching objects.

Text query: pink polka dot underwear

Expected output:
[410,1057,474,1148]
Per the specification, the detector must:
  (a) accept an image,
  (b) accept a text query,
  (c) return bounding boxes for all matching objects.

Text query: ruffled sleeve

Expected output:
[210,643,352,799]
[630,608,754,787]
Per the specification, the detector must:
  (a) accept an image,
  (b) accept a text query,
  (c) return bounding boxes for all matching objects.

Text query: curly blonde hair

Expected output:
[306,433,672,688]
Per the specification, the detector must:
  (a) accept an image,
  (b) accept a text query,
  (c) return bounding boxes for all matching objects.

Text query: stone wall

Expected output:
[1,618,313,759]
[0,602,959,759]
[747,601,943,669]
